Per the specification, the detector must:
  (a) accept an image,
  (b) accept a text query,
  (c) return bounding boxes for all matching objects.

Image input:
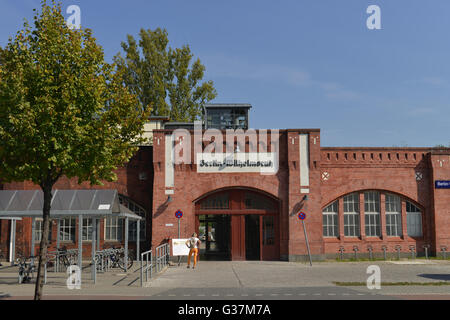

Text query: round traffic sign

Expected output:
[175,210,183,219]
[298,211,306,220]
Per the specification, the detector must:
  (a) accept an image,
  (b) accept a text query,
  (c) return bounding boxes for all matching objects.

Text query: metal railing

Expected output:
[140,243,170,287]
[140,249,152,287]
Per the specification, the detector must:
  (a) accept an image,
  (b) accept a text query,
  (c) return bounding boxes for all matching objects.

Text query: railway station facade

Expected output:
[0,104,449,261]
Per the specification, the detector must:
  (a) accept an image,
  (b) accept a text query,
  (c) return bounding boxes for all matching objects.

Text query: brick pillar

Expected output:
[338,197,344,242]
[401,200,408,240]
[380,193,387,240]
[359,192,365,240]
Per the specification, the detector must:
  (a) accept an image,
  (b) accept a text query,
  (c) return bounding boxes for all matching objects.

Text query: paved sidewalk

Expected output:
[0,260,449,299]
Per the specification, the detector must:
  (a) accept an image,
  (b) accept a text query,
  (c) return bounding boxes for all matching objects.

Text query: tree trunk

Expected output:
[34,184,52,300]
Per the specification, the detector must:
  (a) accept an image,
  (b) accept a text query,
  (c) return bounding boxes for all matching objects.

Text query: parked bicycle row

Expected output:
[13,246,134,284]
[94,247,134,272]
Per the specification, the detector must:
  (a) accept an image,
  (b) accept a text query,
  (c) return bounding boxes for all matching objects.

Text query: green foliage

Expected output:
[0,0,149,188]
[115,28,217,122]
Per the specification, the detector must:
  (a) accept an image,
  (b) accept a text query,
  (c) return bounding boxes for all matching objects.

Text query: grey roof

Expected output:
[0,189,142,220]
[204,103,252,109]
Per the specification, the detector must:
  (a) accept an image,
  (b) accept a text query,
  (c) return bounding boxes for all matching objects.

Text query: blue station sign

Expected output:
[435,181,450,189]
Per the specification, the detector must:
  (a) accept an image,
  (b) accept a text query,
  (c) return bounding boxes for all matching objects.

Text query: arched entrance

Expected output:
[194,188,280,261]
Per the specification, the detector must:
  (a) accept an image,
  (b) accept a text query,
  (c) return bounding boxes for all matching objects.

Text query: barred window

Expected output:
[364,191,380,237]
[385,194,402,236]
[406,202,422,237]
[323,201,338,237]
[343,193,360,237]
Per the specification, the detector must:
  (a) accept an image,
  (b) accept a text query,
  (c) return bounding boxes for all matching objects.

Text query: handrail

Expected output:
[140,249,152,287]
[140,243,170,287]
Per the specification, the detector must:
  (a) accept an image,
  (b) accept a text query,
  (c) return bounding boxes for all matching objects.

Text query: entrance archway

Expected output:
[194,188,280,261]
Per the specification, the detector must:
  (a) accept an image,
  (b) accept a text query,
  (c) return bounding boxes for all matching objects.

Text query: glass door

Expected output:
[198,215,231,260]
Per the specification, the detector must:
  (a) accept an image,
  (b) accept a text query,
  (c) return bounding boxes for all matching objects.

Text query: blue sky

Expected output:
[0,0,449,147]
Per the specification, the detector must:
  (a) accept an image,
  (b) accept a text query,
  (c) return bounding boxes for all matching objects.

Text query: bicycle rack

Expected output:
[409,245,416,259]
[367,245,373,260]
[338,246,345,260]
[381,245,388,260]
[422,244,430,260]
[441,246,448,260]
[395,245,402,260]
[352,246,359,260]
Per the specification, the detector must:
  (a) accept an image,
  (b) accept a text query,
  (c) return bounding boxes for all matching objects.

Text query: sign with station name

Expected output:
[196,152,278,174]
[435,180,450,189]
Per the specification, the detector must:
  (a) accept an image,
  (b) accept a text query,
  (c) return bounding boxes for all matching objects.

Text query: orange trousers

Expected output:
[187,248,199,267]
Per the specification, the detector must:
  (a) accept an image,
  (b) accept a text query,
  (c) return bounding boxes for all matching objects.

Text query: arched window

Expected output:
[406,201,422,237]
[323,201,338,237]
[322,191,423,240]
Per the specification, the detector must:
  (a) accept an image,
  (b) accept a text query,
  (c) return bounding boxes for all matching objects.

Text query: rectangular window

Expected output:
[323,201,338,237]
[59,218,76,242]
[82,218,93,241]
[364,191,381,237]
[343,194,360,237]
[406,202,422,237]
[105,217,123,241]
[385,194,402,236]
[34,219,52,242]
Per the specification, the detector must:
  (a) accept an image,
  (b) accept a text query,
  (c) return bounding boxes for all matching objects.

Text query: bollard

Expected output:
[409,245,416,260]
[423,245,430,260]
[395,245,402,260]
[339,246,345,260]
[367,245,373,260]
[353,246,359,260]
[381,245,388,260]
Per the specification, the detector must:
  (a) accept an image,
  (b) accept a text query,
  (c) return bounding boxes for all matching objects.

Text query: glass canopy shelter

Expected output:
[0,189,142,278]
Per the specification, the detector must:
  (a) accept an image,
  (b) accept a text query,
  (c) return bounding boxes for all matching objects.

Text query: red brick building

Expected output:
[151,127,450,261]
[1,123,449,262]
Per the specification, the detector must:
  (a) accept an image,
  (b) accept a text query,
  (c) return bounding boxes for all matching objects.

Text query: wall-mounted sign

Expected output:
[435,181,450,189]
[196,152,278,174]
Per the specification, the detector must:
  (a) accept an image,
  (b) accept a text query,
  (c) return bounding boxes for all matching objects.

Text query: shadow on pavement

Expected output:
[418,274,450,281]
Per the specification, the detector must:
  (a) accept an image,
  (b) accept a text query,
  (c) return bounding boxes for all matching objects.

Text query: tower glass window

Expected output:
[205,104,251,130]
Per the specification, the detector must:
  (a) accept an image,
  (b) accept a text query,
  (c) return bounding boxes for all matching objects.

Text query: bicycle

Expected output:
[96,247,133,271]
[16,256,36,284]
[56,246,78,269]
